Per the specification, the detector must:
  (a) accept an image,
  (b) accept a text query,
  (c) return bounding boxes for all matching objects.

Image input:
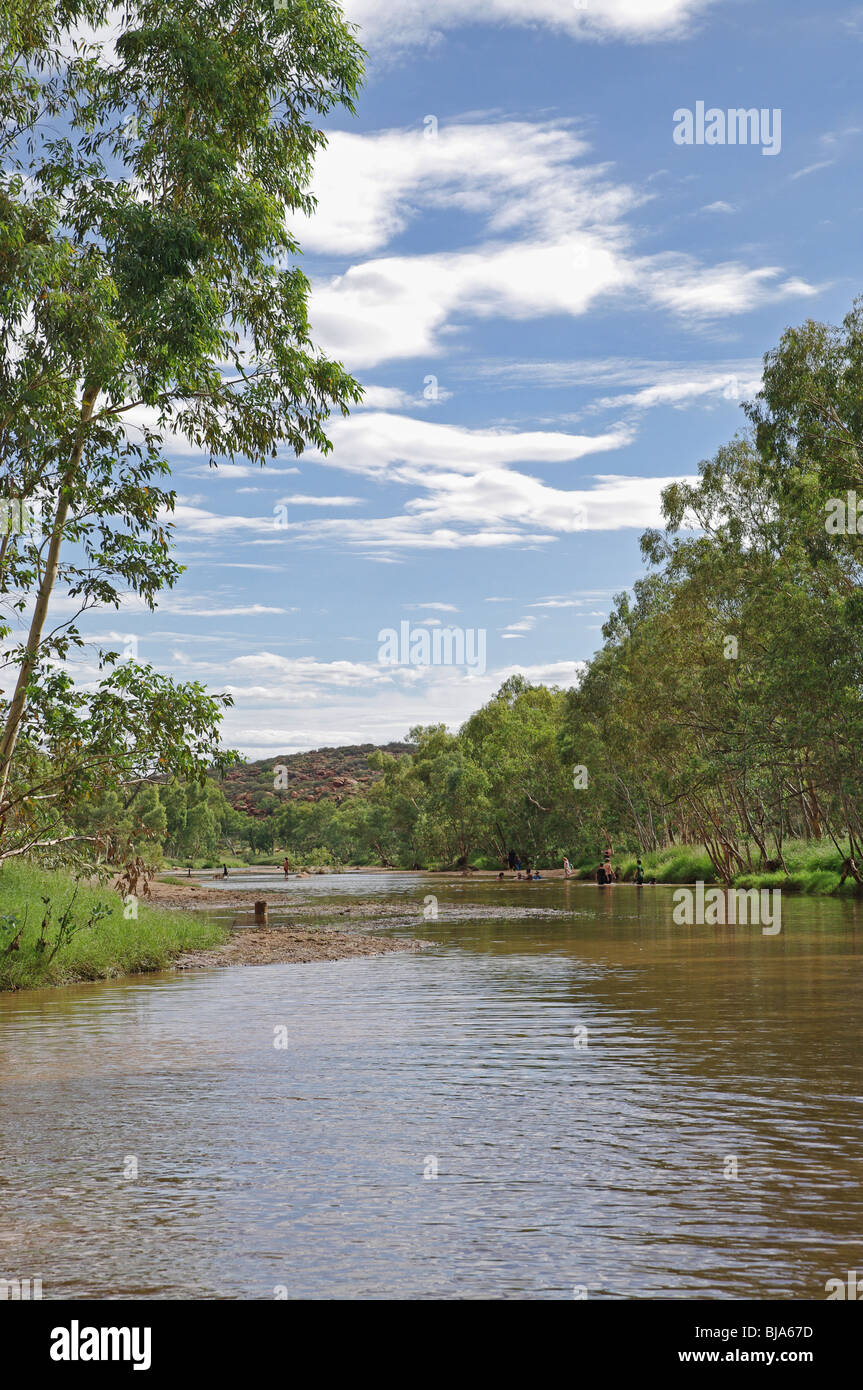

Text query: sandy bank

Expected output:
[145,876,428,969]
[175,925,425,970]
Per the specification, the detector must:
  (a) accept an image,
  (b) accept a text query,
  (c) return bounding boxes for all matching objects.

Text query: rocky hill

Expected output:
[215,742,414,817]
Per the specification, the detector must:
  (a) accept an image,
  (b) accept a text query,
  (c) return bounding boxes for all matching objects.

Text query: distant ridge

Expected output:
[215,742,415,817]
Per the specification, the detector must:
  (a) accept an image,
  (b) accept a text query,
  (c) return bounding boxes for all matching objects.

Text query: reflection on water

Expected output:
[196,869,426,897]
[1,883,862,1300]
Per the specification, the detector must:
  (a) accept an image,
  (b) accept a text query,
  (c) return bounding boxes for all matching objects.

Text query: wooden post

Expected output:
[254,900,268,924]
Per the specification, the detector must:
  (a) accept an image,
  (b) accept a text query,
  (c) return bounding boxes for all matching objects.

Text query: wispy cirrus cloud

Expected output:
[467,355,764,415]
[155,414,684,552]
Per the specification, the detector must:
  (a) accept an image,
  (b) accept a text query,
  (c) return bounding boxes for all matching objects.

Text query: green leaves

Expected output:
[1,1,365,865]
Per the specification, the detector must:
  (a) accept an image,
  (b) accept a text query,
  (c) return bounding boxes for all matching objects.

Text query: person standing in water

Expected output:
[563,855,572,879]
[635,858,644,885]
[283,856,290,879]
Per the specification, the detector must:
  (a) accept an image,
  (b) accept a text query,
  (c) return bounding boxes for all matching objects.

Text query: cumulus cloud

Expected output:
[312,238,639,367]
[356,384,419,409]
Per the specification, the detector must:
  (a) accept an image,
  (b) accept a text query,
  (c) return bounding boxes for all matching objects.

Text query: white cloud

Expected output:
[278,494,363,506]
[468,355,767,419]
[528,593,613,608]
[290,411,652,547]
[170,504,275,536]
[147,414,680,553]
[216,655,588,755]
[184,464,301,479]
[299,121,622,256]
[319,411,632,478]
[641,257,821,317]
[357,384,417,409]
[8,589,295,631]
[502,616,537,635]
[342,0,717,56]
[173,605,289,618]
[790,160,835,181]
[593,367,762,411]
[305,122,818,368]
[312,236,637,367]
[282,473,687,551]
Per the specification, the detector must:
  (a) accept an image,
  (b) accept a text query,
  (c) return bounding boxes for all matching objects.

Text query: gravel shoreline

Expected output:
[147,876,428,968]
[145,873,581,971]
[175,926,426,970]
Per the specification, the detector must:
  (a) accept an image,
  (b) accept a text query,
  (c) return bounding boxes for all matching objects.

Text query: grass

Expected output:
[612,847,720,884]
[577,839,860,895]
[0,859,228,992]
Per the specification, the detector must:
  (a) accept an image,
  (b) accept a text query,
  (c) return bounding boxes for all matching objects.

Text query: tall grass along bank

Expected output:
[0,860,227,991]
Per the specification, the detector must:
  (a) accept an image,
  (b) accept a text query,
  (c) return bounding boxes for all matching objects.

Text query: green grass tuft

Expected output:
[0,859,227,992]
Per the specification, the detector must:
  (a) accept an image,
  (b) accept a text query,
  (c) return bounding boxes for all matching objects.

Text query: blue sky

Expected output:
[74,0,863,756]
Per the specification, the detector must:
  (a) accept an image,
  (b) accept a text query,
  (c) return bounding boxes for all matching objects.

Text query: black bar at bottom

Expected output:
[6,1297,857,1376]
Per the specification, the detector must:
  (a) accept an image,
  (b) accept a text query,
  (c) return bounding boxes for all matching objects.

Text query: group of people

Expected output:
[596,855,652,885]
[594,850,642,884]
[500,849,542,880]
[496,848,652,883]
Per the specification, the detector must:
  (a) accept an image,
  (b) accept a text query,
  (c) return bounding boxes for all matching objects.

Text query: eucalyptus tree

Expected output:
[0,0,364,860]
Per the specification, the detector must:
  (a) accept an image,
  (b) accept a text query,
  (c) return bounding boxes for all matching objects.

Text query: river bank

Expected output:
[0,862,422,992]
[0,860,228,991]
[168,834,863,897]
[175,925,424,970]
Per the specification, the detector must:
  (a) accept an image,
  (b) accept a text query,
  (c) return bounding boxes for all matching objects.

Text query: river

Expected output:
[1,874,861,1299]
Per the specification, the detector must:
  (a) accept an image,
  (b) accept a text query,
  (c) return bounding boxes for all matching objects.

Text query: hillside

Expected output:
[214,742,415,818]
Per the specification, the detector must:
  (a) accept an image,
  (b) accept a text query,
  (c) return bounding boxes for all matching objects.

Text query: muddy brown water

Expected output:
[1,875,861,1299]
